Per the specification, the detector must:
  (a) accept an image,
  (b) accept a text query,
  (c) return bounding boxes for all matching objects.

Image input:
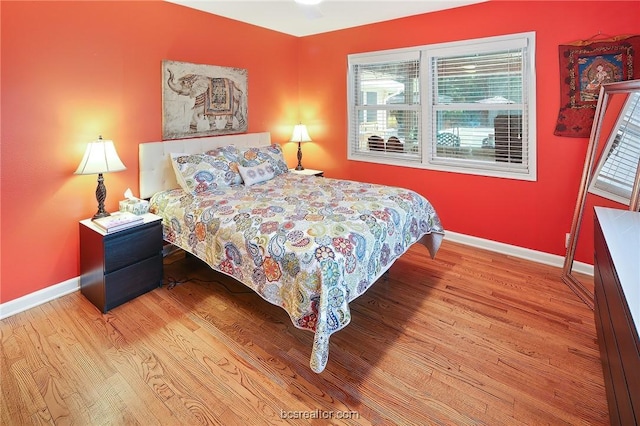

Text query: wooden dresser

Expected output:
[593,207,639,425]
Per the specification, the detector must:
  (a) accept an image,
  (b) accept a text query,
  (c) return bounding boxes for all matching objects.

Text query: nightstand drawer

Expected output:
[104,254,163,311]
[104,222,162,272]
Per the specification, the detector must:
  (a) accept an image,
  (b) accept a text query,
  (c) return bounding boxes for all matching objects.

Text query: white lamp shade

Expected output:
[289,124,312,143]
[75,137,126,175]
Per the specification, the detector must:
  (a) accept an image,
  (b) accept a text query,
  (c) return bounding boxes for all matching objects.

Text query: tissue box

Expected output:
[119,199,149,215]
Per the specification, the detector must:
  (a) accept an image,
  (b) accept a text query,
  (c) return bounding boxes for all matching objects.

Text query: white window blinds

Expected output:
[426,38,532,176]
[347,32,536,181]
[348,52,421,159]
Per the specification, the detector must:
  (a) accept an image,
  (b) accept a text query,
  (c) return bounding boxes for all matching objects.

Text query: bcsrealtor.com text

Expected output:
[280,409,360,420]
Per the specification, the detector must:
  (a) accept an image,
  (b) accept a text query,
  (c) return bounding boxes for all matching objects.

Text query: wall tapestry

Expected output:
[554,34,640,138]
[162,60,248,140]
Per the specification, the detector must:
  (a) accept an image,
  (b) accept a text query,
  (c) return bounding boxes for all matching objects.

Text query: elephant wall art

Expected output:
[162,60,248,140]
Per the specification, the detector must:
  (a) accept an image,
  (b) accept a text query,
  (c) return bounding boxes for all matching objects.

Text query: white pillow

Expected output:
[238,162,276,186]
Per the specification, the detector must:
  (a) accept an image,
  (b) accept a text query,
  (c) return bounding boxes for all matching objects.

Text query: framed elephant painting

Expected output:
[162,60,248,140]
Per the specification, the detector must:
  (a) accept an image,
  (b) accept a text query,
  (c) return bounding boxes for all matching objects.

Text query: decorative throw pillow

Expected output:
[239,144,289,176]
[204,145,243,186]
[238,162,276,186]
[170,153,234,194]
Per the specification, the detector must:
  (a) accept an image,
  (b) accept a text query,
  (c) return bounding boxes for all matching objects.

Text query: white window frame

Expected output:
[347,50,422,166]
[347,32,537,181]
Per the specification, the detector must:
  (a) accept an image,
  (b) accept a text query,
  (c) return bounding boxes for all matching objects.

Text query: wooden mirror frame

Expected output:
[562,79,640,309]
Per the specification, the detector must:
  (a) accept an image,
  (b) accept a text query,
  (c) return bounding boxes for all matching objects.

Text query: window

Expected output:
[348,51,422,161]
[348,32,536,181]
[589,91,640,204]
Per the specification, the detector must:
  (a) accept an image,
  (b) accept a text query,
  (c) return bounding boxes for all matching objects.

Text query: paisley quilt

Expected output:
[149,173,444,372]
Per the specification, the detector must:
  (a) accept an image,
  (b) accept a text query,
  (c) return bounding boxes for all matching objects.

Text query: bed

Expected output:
[139,132,444,372]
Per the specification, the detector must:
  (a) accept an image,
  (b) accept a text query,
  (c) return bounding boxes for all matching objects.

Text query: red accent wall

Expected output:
[296,0,639,268]
[1,1,639,304]
[0,1,299,303]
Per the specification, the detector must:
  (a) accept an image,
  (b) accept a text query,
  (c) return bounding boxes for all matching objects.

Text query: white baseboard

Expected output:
[0,232,593,321]
[0,277,79,320]
[443,231,594,276]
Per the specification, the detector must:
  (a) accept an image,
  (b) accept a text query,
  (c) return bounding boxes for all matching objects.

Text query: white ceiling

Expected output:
[166,0,487,37]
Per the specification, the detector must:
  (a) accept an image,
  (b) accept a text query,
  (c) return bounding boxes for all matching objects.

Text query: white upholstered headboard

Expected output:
[139,132,271,199]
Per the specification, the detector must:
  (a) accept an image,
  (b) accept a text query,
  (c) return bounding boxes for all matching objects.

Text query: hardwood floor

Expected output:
[1,240,609,425]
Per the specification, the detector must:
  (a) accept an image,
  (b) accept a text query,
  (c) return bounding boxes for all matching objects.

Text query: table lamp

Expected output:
[75,135,126,219]
[289,124,312,170]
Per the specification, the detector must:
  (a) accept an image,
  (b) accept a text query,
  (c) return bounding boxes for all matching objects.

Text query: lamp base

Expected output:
[92,211,110,220]
[91,173,111,220]
[295,141,305,170]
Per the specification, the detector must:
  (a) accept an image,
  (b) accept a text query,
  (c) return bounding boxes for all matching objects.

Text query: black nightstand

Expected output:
[289,168,324,177]
[79,213,163,313]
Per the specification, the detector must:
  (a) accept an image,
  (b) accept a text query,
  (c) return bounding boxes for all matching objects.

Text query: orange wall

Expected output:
[2,1,639,305]
[0,1,299,303]
[296,0,639,266]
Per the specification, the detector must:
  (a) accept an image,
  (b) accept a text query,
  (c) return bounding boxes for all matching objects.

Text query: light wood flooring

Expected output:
[1,240,609,425]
